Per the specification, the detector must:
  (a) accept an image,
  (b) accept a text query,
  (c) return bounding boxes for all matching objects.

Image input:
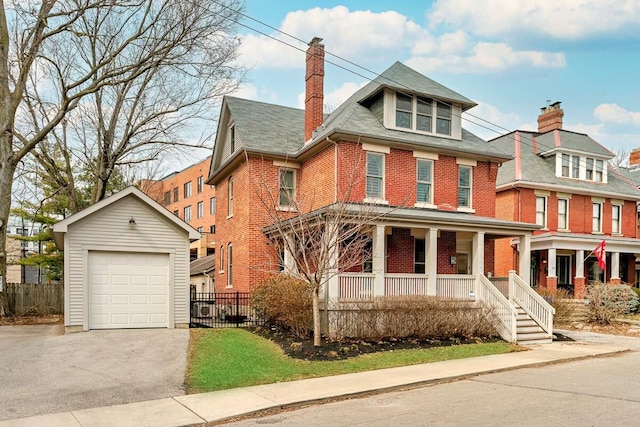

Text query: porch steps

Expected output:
[515,306,552,345]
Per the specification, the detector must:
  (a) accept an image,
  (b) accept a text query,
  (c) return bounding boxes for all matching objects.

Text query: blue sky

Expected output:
[225,0,640,161]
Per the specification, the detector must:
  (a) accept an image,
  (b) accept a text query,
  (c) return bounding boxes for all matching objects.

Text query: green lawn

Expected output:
[185,328,519,393]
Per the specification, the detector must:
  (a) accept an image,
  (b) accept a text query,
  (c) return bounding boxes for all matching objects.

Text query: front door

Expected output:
[456,253,469,274]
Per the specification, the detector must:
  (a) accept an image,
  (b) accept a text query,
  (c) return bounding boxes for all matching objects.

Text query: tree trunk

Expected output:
[312,287,322,347]
[0,149,16,316]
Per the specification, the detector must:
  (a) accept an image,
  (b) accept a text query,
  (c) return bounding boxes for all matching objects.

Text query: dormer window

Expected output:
[395,93,450,135]
[556,153,606,183]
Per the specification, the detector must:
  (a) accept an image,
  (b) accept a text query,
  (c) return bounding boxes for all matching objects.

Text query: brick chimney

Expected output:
[537,101,564,133]
[630,148,640,166]
[305,37,324,141]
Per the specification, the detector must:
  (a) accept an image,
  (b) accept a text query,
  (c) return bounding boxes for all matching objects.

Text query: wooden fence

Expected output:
[4,283,64,316]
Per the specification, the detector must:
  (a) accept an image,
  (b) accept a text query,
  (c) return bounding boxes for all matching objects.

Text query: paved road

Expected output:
[0,325,189,421]
[224,331,640,427]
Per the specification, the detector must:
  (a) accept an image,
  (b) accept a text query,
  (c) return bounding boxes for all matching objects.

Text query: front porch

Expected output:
[324,272,554,345]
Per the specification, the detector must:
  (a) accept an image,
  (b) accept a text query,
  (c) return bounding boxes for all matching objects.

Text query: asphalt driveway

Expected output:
[0,324,189,421]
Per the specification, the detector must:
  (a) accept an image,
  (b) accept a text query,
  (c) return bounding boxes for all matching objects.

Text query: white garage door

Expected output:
[88,252,169,329]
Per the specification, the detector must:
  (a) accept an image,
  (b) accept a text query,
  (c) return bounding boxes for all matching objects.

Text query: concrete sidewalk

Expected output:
[0,340,630,427]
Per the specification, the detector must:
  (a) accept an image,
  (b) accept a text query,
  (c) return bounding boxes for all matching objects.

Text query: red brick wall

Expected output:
[299,145,335,209]
[494,237,516,277]
[484,240,495,276]
[386,228,414,273]
[437,231,457,274]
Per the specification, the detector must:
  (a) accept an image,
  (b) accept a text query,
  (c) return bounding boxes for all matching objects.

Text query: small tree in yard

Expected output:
[249,152,399,347]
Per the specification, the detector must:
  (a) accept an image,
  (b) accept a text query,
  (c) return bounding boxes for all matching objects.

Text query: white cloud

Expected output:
[428,0,640,39]
[233,83,259,100]
[296,81,365,111]
[462,101,524,140]
[237,6,422,69]
[593,103,640,125]
[407,41,565,74]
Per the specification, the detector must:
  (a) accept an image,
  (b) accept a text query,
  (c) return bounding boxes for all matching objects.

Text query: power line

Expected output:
[213,1,637,190]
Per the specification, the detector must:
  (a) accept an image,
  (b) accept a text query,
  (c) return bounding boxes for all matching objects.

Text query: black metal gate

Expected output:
[190,291,263,328]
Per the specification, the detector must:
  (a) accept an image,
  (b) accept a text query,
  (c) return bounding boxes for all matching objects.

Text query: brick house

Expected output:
[491,103,640,299]
[206,38,552,343]
[141,157,215,259]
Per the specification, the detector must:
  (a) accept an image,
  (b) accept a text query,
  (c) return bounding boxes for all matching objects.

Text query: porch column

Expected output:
[283,234,296,273]
[472,231,485,276]
[611,252,621,284]
[426,227,438,295]
[575,249,586,299]
[325,220,339,301]
[547,248,557,292]
[373,224,385,297]
[518,233,531,285]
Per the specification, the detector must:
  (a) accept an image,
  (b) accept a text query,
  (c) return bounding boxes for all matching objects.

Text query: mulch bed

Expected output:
[250,325,502,361]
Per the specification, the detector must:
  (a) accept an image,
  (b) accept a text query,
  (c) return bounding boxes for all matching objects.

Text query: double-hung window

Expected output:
[173,187,179,202]
[612,204,621,234]
[227,176,233,217]
[197,176,203,193]
[561,154,570,177]
[595,159,604,182]
[592,202,603,232]
[458,166,472,208]
[210,197,216,215]
[366,152,384,200]
[279,168,296,208]
[184,181,192,198]
[184,205,192,222]
[586,158,594,180]
[414,239,425,274]
[416,159,433,204]
[558,198,569,230]
[436,101,451,135]
[395,94,412,129]
[571,156,580,178]
[416,97,432,132]
[197,201,203,218]
[219,246,225,274]
[163,191,171,205]
[227,243,233,288]
[536,196,547,227]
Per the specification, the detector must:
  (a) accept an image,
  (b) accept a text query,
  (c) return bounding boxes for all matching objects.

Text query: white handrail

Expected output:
[509,271,555,336]
[477,274,518,343]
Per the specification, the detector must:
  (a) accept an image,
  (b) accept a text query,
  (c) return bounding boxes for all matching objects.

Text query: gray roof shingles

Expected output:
[490,130,640,198]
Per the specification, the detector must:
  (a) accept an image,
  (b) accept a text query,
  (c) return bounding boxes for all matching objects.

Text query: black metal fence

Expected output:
[190,291,263,328]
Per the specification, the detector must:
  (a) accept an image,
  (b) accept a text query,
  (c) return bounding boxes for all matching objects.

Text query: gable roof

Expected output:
[190,254,215,276]
[209,61,508,182]
[52,186,201,248]
[536,129,614,158]
[489,131,640,200]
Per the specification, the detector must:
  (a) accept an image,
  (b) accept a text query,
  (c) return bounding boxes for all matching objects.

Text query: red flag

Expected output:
[594,240,606,270]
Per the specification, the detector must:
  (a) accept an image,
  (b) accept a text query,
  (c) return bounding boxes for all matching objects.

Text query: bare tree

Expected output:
[0,0,243,314]
[248,153,392,347]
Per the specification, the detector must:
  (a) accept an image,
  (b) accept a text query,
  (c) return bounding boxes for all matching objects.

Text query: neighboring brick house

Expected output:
[491,102,640,299]
[206,38,540,297]
[140,157,215,259]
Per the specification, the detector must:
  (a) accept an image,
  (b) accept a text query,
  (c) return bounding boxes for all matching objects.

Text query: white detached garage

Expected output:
[53,186,200,332]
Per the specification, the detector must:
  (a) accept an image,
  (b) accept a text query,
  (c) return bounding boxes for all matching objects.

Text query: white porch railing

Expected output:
[385,274,428,296]
[436,274,476,299]
[478,274,517,343]
[338,273,374,300]
[509,271,555,337]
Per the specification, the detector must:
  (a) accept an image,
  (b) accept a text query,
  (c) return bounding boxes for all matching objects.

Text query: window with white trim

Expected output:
[219,246,224,274]
[595,159,604,182]
[612,204,621,234]
[558,198,568,230]
[561,154,570,177]
[210,197,216,215]
[592,202,603,232]
[197,201,203,218]
[536,196,547,227]
[227,243,233,288]
[571,156,580,178]
[366,152,384,200]
[416,159,433,204]
[197,176,203,193]
[184,205,192,222]
[436,101,452,135]
[414,238,425,274]
[227,176,233,216]
[279,168,296,208]
[394,93,451,136]
[586,158,594,180]
[458,166,472,208]
[184,181,192,198]
[229,124,236,153]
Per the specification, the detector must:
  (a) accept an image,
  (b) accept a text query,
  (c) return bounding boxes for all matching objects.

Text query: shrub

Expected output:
[251,275,313,339]
[631,287,640,312]
[326,296,499,342]
[536,287,573,325]
[586,282,639,324]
